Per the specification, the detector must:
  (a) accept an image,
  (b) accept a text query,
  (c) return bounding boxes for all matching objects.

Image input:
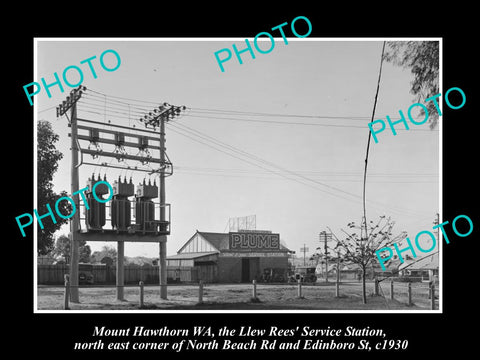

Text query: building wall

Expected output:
[217,255,288,283]
[217,257,243,283]
[259,256,288,270]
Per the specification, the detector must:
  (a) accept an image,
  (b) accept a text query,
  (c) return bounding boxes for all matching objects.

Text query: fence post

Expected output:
[252,280,258,300]
[297,278,303,298]
[407,282,412,306]
[430,282,435,310]
[198,280,204,304]
[428,281,432,299]
[64,274,70,310]
[374,278,379,296]
[335,268,340,297]
[139,281,144,308]
[390,280,394,300]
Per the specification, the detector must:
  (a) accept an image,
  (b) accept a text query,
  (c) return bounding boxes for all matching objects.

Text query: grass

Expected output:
[37,281,437,311]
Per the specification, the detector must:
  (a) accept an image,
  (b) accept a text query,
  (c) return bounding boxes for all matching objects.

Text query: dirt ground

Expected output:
[37,280,438,311]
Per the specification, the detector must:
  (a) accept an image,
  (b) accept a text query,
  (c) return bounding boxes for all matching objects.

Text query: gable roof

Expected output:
[197,232,230,250]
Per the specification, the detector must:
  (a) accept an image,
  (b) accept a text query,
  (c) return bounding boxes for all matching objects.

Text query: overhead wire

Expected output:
[72,88,435,218]
[79,89,439,131]
[168,121,430,218]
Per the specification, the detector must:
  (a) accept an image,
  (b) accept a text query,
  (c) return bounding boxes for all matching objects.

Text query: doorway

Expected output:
[241,257,260,282]
[241,258,250,282]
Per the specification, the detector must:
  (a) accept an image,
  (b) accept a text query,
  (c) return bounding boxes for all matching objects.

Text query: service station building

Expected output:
[166,230,291,283]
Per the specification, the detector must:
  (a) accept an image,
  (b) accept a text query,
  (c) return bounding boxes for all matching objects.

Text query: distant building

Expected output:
[398,253,439,282]
[167,230,292,283]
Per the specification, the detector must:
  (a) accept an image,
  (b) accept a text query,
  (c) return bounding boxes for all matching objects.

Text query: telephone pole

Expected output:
[434,213,440,242]
[69,100,80,302]
[159,113,168,299]
[300,244,309,266]
[58,87,84,303]
[142,103,186,300]
[319,231,332,283]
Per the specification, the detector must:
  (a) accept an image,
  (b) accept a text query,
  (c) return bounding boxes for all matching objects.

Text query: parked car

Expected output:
[289,266,317,283]
[261,268,287,283]
[78,263,94,284]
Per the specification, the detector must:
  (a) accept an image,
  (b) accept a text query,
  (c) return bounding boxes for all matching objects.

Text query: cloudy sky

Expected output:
[34,38,440,258]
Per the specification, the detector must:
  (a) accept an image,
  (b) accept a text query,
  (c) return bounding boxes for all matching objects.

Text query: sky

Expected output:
[34,38,440,259]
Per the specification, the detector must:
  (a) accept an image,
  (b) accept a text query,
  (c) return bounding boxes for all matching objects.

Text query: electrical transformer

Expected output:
[135,179,158,232]
[111,176,134,231]
[85,173,108,229]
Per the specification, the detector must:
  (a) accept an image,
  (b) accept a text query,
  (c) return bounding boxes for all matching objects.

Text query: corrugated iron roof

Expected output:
[197,232,230,250]
[398,254,439,271]
[167,251,219,260]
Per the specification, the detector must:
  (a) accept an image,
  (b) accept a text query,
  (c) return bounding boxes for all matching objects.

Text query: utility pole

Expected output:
[300,245,309,266]
[159,114,168,300]
[57,87,84,303]
[142,103,186,300]
[324,234,328,283]
[434,213,440,243]
[69,100,80,303]
[319,231,332,283]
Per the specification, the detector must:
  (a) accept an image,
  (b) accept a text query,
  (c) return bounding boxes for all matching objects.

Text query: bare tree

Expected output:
[333,216,407,304]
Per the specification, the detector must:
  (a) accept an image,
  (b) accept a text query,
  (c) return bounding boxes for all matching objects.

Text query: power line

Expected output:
[183,113,438,131]
[168,121,430,218]
[173,169,437,183]
[170,121,364,200]
[189,107,372,120]
[66,89,438,131]
[174,165,438,177]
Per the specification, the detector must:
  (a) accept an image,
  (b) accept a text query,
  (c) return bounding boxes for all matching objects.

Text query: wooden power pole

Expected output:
[69,101,80,303]
[159,114,168,300]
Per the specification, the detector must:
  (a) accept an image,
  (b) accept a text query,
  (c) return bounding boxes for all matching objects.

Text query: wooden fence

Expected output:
[38,264,199,285]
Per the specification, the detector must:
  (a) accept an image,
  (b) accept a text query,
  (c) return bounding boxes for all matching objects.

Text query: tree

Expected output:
[90,245,117,264]
[383,41,440,129]
[333,216,407,304]
[37,120,71,254]
[53,235,70,263]
[53,234,91,263]
[79,243,92,263]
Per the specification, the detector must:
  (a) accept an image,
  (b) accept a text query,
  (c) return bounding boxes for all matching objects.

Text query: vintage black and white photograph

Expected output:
[30,38,443,313]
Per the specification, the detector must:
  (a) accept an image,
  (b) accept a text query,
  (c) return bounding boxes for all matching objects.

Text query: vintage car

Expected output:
[78,263,94,284]
[261,268,287,283]
[288,266,317,283]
